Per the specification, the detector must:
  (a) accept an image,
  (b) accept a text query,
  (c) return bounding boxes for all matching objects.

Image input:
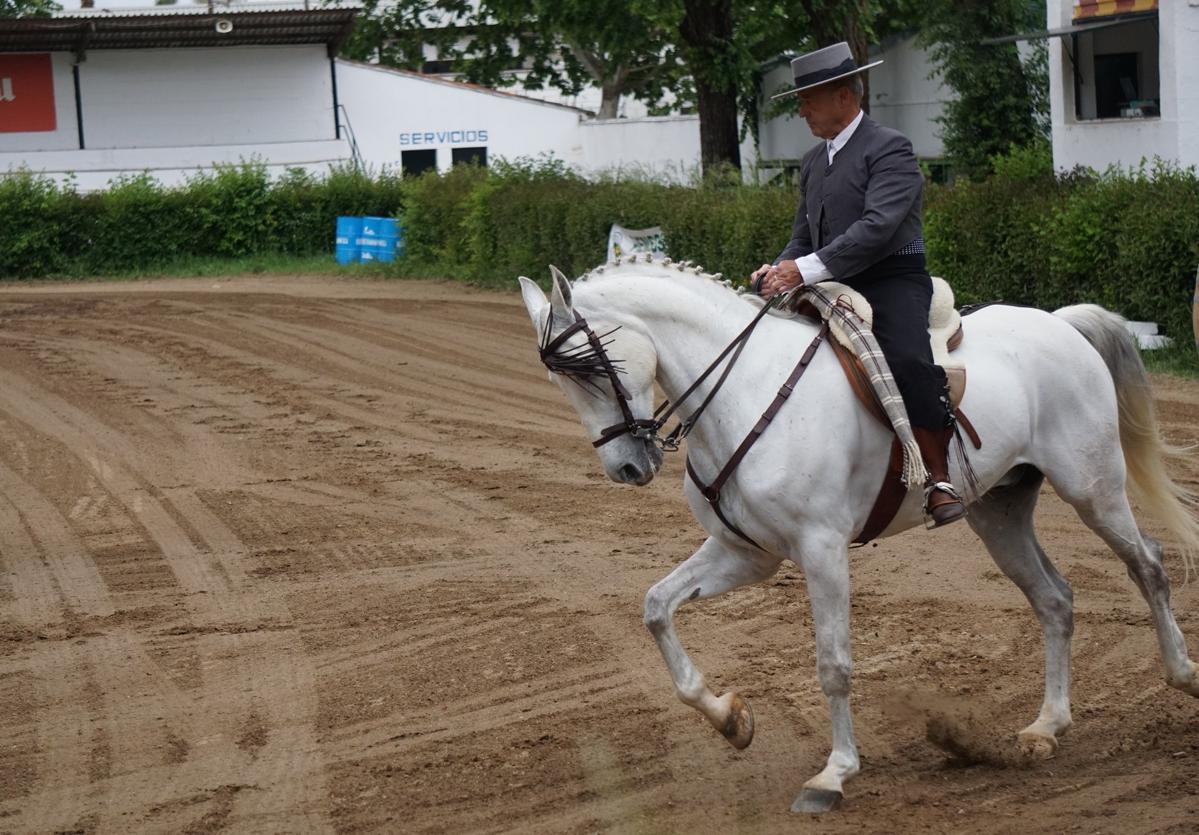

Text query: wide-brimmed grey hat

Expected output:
[771,41,883,100]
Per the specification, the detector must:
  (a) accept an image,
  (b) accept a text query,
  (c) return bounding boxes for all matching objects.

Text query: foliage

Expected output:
[400,162,491,268]
[0,171,73,277]
[0,0,59,16]
[395,154,796,285]
[335,0,464,70]
[0,163,404,278]
[456,1,687,120]
[919,0,1047,179]
[988,137,1053,182]
[926,160,1199,342]
[336,1,928,171]
[9,160,1198,363]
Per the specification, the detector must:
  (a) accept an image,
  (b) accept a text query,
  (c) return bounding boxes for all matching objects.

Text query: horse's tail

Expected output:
[1055,303,1199,578]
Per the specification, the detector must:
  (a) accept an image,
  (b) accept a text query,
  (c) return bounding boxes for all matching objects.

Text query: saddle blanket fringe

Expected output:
[794,284,930,489]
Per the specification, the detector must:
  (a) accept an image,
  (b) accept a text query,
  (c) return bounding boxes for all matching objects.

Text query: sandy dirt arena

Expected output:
[0,276,1197,834]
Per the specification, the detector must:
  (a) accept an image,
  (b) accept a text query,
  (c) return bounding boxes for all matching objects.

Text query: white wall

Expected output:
[82,46,336,149]
[867,35,949,159]
[577,115,700,180]
[336,60,586,172]
[1165,0,1199,166]
[754,62,822,166]
[1,44,349,190]
[0,52,80,153]
[0,140,349,192]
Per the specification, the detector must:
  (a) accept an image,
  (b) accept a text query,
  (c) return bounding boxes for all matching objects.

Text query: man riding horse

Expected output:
[751,42,965,527]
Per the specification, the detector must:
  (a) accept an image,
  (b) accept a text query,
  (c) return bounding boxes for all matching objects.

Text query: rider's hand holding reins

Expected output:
[751,260,804,298]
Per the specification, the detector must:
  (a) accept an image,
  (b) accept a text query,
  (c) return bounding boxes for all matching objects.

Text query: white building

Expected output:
[335,61,703,180]
[0,6,358,190]
[1035,0,1195,170]
[0,6,708,187]
[1,5,955,190]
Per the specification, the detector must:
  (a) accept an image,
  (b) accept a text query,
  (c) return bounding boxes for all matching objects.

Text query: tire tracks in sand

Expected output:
[0,350,332,832]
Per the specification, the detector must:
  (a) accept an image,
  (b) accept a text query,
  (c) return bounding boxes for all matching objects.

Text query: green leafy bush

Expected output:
[0,161,404,277]
[926,159,1199,338]
[4,155,1197,352]
[0,171,75,277]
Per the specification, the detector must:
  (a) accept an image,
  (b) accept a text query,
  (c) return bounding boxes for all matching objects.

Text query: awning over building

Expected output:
[0,6,359,57]
[1074,0,1158,20]
[981,10,1156,45]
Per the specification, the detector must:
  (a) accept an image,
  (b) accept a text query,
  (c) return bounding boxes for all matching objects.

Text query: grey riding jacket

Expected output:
[775,114,924,280]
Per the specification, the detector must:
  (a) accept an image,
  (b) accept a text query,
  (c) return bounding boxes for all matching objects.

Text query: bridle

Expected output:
[539,290,829,551]
[537,294,785,451]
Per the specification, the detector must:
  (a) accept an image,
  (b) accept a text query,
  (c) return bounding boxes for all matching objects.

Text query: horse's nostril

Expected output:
[618,463,643,483]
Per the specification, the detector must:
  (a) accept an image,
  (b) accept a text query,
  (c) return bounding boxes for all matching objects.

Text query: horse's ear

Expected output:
[549,265,573,321]
[517,276,548,330]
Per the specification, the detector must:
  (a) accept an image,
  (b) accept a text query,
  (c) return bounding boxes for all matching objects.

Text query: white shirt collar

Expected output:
[827,109,864,164]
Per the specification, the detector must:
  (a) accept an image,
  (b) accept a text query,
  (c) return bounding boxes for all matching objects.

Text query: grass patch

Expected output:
[1141,340,1199,380]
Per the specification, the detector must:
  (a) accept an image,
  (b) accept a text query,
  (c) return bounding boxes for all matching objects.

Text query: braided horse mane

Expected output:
[572,254,794,317]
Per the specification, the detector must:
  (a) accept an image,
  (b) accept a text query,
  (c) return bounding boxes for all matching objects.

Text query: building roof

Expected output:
[336,58,595,117]
[0,6,359,56]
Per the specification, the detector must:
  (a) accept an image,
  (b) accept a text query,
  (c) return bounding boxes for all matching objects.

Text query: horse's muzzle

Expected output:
[614,441,662,486]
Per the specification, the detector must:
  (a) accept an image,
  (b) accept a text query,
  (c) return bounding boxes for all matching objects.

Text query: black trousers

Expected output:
[841,254,951,430]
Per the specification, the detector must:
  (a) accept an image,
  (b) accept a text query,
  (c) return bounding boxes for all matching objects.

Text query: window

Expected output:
[401,149,437,177]
[452,146,487,168]
[1071,16,1159,120]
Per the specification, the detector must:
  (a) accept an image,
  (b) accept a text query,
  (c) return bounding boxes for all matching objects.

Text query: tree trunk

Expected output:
[597,85,621,119]
[693,78,741,172]
[843,3,871,114]
[569,44,628,120]
[679,0,741,172]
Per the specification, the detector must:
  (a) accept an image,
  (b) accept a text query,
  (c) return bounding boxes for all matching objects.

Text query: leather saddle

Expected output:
[791,278,980,543]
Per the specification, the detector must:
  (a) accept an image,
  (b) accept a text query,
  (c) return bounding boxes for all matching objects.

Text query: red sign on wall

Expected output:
[0,54,57,133]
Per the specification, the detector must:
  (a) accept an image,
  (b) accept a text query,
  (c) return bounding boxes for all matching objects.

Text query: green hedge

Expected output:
[0,162,404,277]
[3,156,1198,343]
[397,158,798,286]
[925,160,1199,339]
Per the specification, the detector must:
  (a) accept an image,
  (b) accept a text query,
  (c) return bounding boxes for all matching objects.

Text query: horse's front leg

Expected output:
[791,530,858,814]
[643,536,781,750]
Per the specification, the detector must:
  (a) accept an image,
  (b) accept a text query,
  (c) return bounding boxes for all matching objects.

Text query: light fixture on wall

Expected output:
[215,19,234,34]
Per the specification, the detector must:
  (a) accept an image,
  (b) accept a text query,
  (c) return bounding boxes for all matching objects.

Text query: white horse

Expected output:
[517,259,1199,814]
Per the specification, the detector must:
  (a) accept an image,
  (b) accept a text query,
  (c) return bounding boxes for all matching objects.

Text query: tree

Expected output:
[335,1,927,174]
[452,1,686,120]
[337,1,468,72]
[339,0,685,121]
[1,0,59,16]
[920,0,1048,178]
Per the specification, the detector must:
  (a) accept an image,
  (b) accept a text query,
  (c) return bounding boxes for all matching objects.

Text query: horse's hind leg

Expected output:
[643,536,782,750]
[1053,471,1199,696]
[967,466,1074,757]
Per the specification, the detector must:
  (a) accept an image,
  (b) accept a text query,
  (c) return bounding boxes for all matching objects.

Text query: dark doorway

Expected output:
[1094,53,1138,119]
[452,146,488,168]
[402,149,437,177]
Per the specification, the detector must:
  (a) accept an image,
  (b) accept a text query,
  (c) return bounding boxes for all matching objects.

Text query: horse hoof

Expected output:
[791,787,843,814]
[1017,729,1058,759]
[1166,661,1199,697]
[718,692,754,750]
